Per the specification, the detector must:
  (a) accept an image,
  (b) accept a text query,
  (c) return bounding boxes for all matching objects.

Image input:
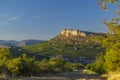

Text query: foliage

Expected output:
[90,0,120,74]
[101,2,120,71]
[103,24,120,71]
[86,54,107,74]
[64,62,73,71]
[0,48,84,76]
[37,58,84,74]
[7,57,21,75]
[6,54,36,76]
[0,48,11,64]
[18,54,36,76]
[84,0,120,76]
[71,63,84,70]
[49,58,65,73]
[37,59,50,73]
[0,48,37,76]
[98,0,118,11]
[0,48,11,75]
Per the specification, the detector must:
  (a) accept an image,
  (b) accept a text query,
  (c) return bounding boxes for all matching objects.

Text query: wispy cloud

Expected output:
[0,12,20,21]
[7,16,19,21]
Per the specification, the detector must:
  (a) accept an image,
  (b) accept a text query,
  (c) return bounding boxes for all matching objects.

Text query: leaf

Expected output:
[101,3,108,11]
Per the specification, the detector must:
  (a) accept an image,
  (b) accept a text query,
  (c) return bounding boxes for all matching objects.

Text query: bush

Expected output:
[85,54,107,74]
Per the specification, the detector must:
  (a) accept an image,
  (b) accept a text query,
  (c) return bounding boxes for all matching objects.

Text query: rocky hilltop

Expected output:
[24,29,105,59]
[51,29,106,45]
[60,29,105,37]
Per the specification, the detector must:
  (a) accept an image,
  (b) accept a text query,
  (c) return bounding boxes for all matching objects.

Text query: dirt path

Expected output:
[57,70,107,80]
[3,70,107,80]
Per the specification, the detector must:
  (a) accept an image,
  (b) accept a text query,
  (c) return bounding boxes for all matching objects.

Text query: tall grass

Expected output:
[107,72,120,80]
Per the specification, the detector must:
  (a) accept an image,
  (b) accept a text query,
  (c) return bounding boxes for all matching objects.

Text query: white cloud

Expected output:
[7,16,19,21]
[0,12,20,21]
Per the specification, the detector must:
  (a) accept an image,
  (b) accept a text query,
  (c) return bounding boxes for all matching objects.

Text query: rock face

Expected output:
[60,29,105,37]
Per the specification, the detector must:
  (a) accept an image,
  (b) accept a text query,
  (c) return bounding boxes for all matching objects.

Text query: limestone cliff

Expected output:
[60,29,105,37]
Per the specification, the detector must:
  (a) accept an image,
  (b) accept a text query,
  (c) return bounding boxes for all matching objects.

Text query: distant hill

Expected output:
[0,40,18,47]
[18,39,45,46]
[0,39,45,47]
[24,29,105,59]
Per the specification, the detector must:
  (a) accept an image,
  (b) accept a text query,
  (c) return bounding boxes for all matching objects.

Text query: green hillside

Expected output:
[23,34,105,59]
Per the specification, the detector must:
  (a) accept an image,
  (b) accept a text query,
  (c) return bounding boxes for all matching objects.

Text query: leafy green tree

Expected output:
[98,0,120,72]
[7,54,36,76]
[0,48,11,75]
[0,48,11,65]
[49,58,65,73]
[86,54,107,74]
[105,44,120,71]
[37,59,50,73]
[103,23,120,71]
[7,57,21,76]
[19,54,36,76]
[85,0,120,75]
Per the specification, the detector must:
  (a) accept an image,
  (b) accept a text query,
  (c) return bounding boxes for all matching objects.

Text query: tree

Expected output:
[7,54,36,76]
[49,58,65,73]
[85,0,120,73]
[86,54,107,74]
[37,59,50,73]
[0,48,11,75]
[19,54,36,76]
[7,57,21,76]
[103,23,120,71]
[98,0,118,11]
[0,48,11,65]
[98,0,120,72]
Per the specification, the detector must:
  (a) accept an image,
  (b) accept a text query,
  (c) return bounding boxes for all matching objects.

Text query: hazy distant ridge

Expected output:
[0,39,45,47]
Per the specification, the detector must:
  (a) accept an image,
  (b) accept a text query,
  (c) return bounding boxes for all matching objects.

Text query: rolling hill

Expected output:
[23,29,105,59]
[0,39,44,47]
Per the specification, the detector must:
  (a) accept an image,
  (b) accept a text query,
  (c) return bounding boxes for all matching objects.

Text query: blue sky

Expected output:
[0,0,117,40]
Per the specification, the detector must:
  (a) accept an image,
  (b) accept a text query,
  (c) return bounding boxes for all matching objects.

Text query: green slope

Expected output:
[23,34,105,59]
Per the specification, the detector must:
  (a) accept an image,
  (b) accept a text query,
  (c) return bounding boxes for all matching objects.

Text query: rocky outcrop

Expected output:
[60,29,105,37]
